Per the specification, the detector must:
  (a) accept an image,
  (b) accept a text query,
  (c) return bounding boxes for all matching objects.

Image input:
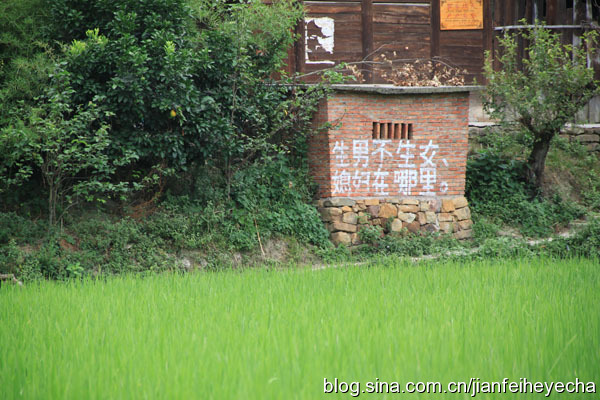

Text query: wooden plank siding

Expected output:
[289,0,600,86]
[296,0,487,83]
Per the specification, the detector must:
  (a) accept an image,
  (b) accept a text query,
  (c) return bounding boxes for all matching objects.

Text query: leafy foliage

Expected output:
[0,0,54,125]
[1,0,332,247]
[47,0,313,176]
[1,69,136,227]
[483,21,599,189]
[466,150,585,237]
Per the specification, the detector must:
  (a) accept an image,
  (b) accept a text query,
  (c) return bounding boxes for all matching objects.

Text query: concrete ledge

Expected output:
[328,84,483,95]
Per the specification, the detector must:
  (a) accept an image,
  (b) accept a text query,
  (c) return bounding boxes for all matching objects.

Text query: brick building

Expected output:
[309,85,476,244]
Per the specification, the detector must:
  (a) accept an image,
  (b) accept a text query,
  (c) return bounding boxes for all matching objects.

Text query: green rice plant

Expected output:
[1,258,598,399]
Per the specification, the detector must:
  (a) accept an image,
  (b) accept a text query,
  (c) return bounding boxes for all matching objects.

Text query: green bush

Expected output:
[0,0,54,125]
[538,219,600,258]
[466,150,528,203]
[467,150,585,237]
[45,0,313,176]
[358,225,383,246]
[355,231,464,258]
[1,69,136,227]
[0,212,45,245]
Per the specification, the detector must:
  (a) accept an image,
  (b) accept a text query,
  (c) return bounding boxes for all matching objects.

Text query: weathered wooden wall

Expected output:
[288,0,600,121]
[291,0,599,83]
[292,0,490,84]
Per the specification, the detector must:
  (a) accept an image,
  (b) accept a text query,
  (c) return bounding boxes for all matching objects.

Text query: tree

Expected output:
[1,69,136,228]
[483,22,598,191]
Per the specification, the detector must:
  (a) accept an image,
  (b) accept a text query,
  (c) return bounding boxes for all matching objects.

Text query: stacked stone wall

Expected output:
[468,124,600,154]
[316,196,473,246]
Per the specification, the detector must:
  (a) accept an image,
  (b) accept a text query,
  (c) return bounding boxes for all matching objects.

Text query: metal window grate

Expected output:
[372,122,413,140]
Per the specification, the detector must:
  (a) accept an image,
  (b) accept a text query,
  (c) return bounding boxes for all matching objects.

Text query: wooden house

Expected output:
[286,0,600,89]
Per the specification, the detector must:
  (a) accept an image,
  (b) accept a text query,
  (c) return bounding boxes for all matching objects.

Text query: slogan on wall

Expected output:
[331,139,449,197]
[440,0,483,30]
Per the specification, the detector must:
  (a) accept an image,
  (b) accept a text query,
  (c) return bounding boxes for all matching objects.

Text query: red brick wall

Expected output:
[308,90,469,198]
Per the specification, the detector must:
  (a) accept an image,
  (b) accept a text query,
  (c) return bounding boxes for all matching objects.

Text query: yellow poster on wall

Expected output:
[440,0,483,30]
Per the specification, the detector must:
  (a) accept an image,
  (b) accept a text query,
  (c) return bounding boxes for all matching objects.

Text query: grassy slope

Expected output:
[1,258,599,399]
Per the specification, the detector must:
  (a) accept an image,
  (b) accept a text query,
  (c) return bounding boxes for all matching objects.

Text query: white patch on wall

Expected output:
[305,17,335,65]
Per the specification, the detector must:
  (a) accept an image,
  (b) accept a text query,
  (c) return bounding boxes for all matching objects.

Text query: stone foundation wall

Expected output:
[560,125,600,152]
[316,196,473,246]
[469,123,600,154]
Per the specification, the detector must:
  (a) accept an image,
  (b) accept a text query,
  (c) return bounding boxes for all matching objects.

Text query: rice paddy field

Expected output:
[1,257,599,399]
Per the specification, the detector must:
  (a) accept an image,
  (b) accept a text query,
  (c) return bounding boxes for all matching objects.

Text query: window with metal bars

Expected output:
[372,122,413,140]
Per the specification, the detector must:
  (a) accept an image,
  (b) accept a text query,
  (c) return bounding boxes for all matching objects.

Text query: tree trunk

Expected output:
[527,136,551,191]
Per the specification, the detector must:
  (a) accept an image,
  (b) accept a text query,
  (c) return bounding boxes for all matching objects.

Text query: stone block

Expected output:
[357,215,369,224]
[425,211,437,224]
[419,200,430,212]
[398,204,420,213]
[324,198,356,207]
[329,222,357,233]
[438,212,453,222]
[341,206,352,212]
[439,221,454,233]
[458,219,473,230]
[390,218,404,232]
[563,126,584,135]
[577,134,600,143]
[455,207,471,221]
[379,203,398,219]
[342,212,358,224]
[364,199,380,206]
[351,233,360,245]
[398,212,416,223]
[587,143,599,151]
[424,224,438,233]
[371,218,382,226]
[402,198,420,205]
[441,199,455,213]
[453,196,469,209]
[319,207,342,222]
[454,229,473,240]
[420,200,440,212]
[331,231,351,246]
[404,221,421,233]
[367,205,380,217]
[417,212,426,225]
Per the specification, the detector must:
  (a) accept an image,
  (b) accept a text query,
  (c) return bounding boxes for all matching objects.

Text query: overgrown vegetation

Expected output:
[465,21,600,242]
[466,150,586,237]
[0,0,340,280]
[483,21,599,190]
[1,2,600,280]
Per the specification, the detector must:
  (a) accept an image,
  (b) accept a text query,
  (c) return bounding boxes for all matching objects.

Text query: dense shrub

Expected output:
[355,231,464,258]
[537,219,600,259]
[0,213,45,245]
[0,0,332,247]
[466,150,585,237]
[0,0,54,125]
[45,0,313,176]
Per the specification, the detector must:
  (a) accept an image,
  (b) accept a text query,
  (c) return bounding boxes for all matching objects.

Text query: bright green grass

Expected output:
[1,258,599,399]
